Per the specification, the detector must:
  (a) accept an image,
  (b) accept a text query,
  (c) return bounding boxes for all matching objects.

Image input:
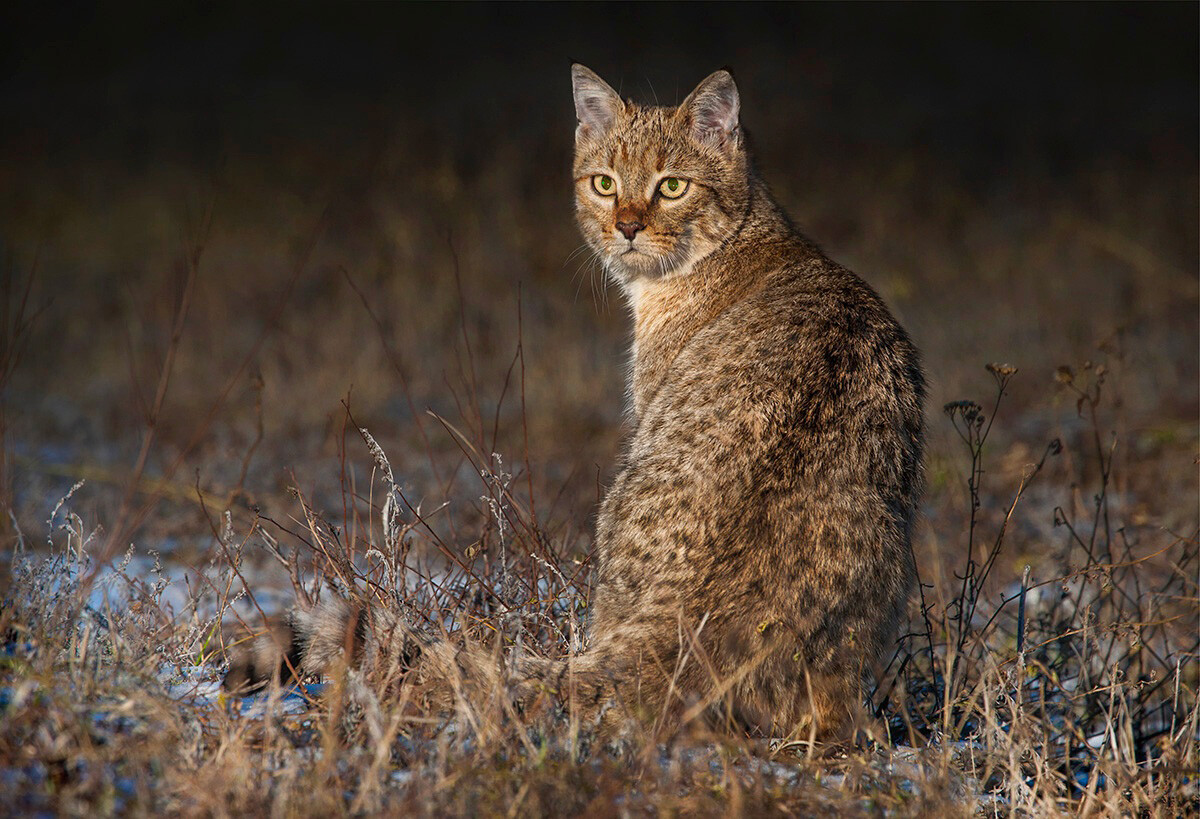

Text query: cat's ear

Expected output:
[572,64,624,141]
[681,69,741,152]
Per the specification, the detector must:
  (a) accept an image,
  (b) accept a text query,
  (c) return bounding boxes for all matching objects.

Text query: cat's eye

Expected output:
[592,175,616,196]
[658,177,689,199]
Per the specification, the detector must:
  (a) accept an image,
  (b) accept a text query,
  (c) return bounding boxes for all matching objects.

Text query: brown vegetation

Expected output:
[1,5,1196,815]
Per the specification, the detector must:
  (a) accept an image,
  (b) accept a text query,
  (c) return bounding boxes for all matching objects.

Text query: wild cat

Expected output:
[225,65,925,742]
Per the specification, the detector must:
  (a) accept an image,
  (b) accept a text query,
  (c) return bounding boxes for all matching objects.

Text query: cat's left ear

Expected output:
[681,69,741,152]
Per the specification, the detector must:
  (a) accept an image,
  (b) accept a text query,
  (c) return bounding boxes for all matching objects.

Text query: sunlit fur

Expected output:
[227,66,926,745]
[568,64,926,739]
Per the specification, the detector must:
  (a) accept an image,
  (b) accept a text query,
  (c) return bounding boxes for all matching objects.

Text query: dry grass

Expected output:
[1,334,1196,814]
[1,13,1196,812]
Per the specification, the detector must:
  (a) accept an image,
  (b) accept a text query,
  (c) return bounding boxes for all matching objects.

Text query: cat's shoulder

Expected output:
[717,248,905,343]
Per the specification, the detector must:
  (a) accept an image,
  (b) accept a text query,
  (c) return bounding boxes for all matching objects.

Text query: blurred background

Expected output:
[1,3,1196,581]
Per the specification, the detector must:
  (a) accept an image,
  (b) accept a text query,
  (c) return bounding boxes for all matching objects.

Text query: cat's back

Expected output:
[640,250,924,453]
[600,247,923,678]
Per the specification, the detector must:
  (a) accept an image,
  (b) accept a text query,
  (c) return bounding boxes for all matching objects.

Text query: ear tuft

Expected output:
[682,70,740,151]
[572,64,624,141]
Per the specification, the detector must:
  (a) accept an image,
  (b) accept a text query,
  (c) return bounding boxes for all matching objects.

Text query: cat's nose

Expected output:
[615,221,645,241]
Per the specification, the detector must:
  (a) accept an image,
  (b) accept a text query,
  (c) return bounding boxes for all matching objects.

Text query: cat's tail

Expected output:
[222,598,625,731]
[221,599,577,703]
[222,598,426,694]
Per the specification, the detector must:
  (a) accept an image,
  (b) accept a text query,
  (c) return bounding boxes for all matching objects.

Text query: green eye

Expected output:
[658,177,688,199]
[592,175,616,195]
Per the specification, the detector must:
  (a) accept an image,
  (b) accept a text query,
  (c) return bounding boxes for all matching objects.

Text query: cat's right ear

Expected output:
[572,64,623,141]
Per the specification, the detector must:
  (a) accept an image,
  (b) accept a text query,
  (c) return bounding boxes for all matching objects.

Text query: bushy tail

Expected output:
[222,598,626,731]
[224,598,443,692]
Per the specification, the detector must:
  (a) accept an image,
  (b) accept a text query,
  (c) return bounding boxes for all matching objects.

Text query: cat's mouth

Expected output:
[615,245,660,269]
[606,237,685,279]
[615,240,654,262]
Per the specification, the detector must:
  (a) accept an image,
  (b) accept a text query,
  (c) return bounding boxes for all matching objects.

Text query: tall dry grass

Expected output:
[1,14,1195,812]
[1,314,1195,814]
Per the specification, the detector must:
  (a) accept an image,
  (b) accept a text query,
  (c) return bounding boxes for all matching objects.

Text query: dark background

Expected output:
[4,4,1194,173]
[1,3,1196,560]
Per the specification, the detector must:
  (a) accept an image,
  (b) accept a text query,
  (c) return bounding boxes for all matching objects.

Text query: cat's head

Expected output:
[571,64,751,286]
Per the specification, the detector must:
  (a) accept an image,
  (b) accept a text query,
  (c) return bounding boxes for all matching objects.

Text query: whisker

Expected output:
[574,249,601,304]
[563,242,592,266]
